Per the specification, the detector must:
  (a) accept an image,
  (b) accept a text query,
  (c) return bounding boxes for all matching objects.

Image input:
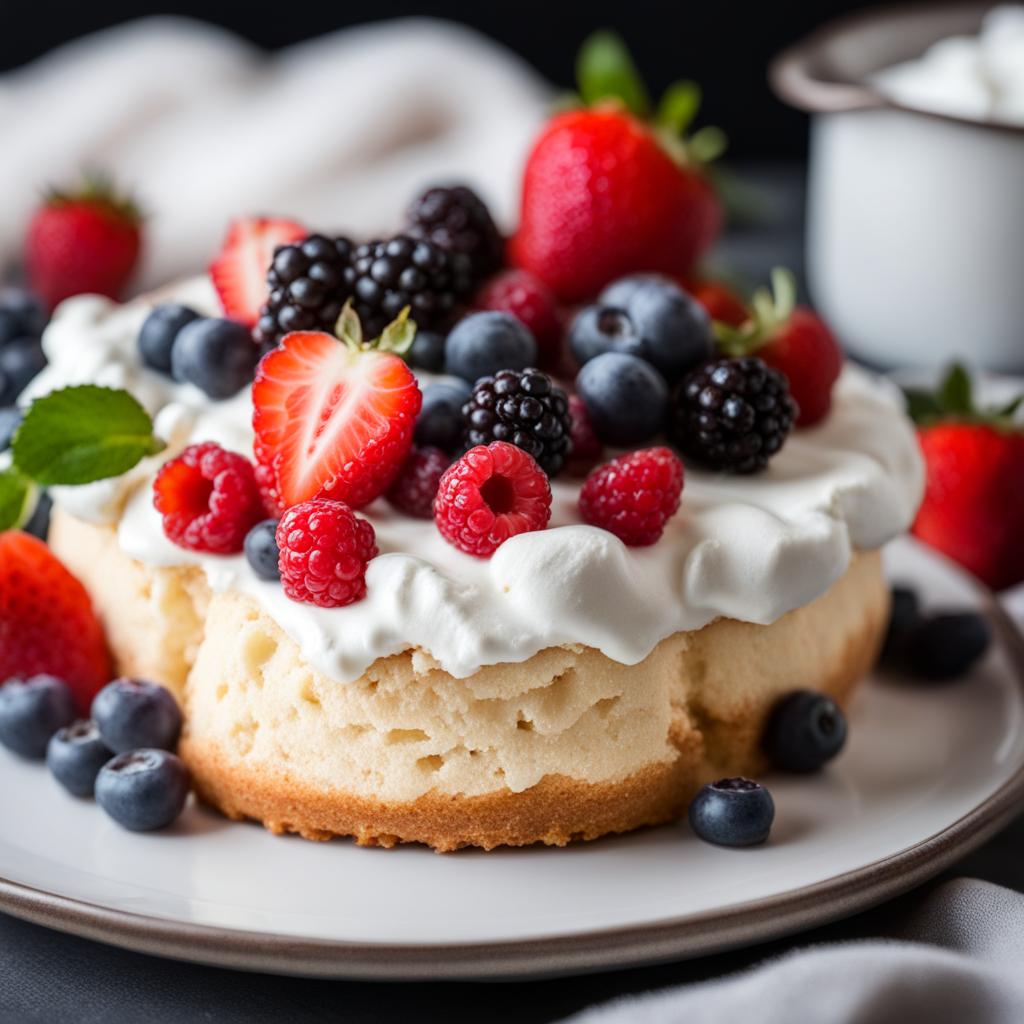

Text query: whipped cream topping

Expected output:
[24,281,924,684]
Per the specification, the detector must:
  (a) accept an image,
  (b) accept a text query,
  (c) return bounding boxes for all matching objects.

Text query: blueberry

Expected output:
[599,273,669,309]
[906,612,991,681]
[245,519,280,581]
[407,330,447,373]
[762,690,848,773]
[0,406,22,451]
[0,675,76,760]
[415,380,472,453]
[575,351,669,446]
[568,306,643,366]
[0,337,47,403]
[95,749,190,832]
[444,312,537,383]
[0,311,23,348]
[0,288,46,337]
[46,719,113,796]
[22,491,52,542]
[689,777,775,847]
[881,585,921,664]
[91,678,182,754]
[138,304,201,374]
[170,318,259,399]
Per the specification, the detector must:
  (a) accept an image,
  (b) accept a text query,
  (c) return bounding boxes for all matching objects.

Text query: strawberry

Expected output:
[713,269,842,428]
[0,531,111,713]
[510,34,723,302]
[209,216,306,327]
[907,366,1024,592]
[252,306,422,512]
[25,175,142,310]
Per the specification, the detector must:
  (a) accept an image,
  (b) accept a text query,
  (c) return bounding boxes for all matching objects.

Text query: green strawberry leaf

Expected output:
[937,363,973,415]
[377,307,417,356]
[657,80,701,136]
[904,388,945,425]
[995,395,1023,420]
[12,385,164,486]
[0,468,36,532]
[576,31,650,118]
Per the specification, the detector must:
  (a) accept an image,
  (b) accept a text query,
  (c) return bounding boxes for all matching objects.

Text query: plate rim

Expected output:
[2,543,1022,980]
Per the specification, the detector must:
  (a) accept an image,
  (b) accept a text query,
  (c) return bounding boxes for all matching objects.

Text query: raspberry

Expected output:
[474,270,562,357]
[386,446,450,519]
[579,447,684,546]
[153,442,264,554]
[276,499,378,607]
[434,441,551,557]
[567,394,603,477]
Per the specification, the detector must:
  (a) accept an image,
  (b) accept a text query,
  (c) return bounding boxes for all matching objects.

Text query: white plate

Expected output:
[1,536,1022,979]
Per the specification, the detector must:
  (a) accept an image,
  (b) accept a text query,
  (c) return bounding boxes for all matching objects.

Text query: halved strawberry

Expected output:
[252,326,422,511]
[209,216,306,326]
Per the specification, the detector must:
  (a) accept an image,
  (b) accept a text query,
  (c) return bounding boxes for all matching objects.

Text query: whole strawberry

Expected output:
[713,269,842,428]
[25,175,142,310]
[510,34,722,302]
[908,366,1024,591]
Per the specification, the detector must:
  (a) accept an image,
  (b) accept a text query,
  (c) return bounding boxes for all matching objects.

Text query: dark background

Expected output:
[0,0,875,159]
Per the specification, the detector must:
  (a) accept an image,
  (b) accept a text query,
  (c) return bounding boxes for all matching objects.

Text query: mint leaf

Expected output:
[657,80,701,136]
[576,32,650,117]
[0,468,35,531]
[12,385,164,486]
[937,363,973,416]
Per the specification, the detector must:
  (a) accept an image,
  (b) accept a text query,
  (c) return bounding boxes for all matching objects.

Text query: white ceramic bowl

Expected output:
[771,4,1024,372]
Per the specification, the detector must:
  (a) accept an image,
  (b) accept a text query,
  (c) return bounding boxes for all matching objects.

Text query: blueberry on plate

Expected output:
[170,317,260,399]
[138,303,201,374]
[91,678,182,754]
[444,312,537,384]
[245,519,280,581]
[762,690,848,773]
[0,337,47,403]
[415,380,472,453]
[95,749,190,832]
[575,351,669,446]
[0,288,46,338]
[47,719,113,796]
[0,309,23,348]
[880,585,921,664]
[0,675,76,760]
[689,777,775,847]
[906,612,991,681]
[568,306,643,366]
[0,406,22,451]
[407,329,447,373]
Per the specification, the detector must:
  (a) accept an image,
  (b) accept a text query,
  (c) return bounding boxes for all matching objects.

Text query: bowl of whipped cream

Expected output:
[772,4,1024,372]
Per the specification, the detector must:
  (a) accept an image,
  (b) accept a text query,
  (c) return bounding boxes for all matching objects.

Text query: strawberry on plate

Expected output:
[210,216,306,327]
[510,33,723,302]
[907,365,1024,592]
[713,268,842,428]
[25,175,142,310]
[252,306,422,512]
[0,531,111,713]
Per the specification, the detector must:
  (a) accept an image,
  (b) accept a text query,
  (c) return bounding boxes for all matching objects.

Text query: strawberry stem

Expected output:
[335,301,417,356]
[905,363,1024,429]
[713,267,795,356]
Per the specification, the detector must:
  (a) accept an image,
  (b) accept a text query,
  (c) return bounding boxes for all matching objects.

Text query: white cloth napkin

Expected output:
[0,16,549,292]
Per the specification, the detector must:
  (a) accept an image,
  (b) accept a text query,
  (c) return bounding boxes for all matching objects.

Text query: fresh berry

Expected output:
[153,442,264,554]
[22,491,52,542]
[434,441,551,557]
[405,185,504,283]
[687,278,749,328]
[906,612,991,681]
[349,236,472,339]
[95,749,190,832]
[881,585,921,664]
[209,216,306,327]
[671,357,796,473]
[253,328,421,511]
[688,778,774,847]
[762,690,848,773]
[25,176,142,309]
[445,311,537,384]
[714,270,841,428]
[46,719,113,796]
[579,447,684,546]
[91,678,182,754]
[474,270,562,359]
[406,330,447,373]
[244,519,281,581]
[0,407,22,451]
[170,317,260,399]
[0,675,76,760]
[137,304,200,374]
[0,311,23,348]
[0,287,47,338]
[415,381,472,454]
[567,394,603,475]
[463,368,571,477]
[386,446,449,519]
[276,499,378,608]
[568,306,643,366]
[0,338,47,403]
[252,234,355,353]
[0,533,111,712]
[576,351,669,447]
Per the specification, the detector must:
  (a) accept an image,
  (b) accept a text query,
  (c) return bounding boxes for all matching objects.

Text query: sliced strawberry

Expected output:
[252,330,422,511]
[209,216,306,326]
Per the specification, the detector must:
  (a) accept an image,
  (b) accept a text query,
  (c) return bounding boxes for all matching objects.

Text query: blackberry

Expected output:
[671,357,796,474]
[405,185,503,283]
[463,368,571,477]
[253,235,355,352]
[350,235,472,339]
